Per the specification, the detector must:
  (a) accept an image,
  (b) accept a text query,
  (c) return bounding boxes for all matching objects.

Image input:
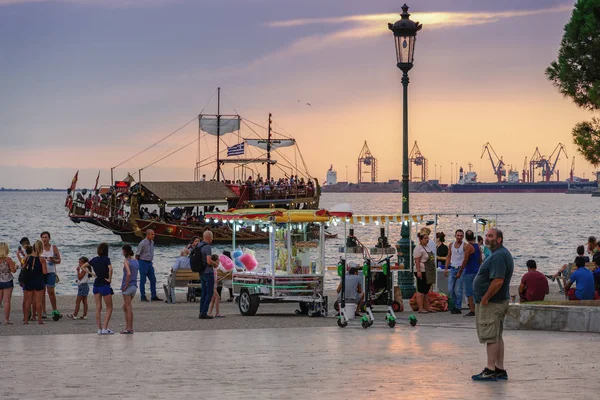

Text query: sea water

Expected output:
[0,191,595,295]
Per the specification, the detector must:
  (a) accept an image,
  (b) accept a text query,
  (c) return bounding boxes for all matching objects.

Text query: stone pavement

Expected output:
[2,325,598,399]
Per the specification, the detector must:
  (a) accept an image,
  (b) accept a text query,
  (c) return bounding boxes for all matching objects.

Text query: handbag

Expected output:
[422,246,437,285]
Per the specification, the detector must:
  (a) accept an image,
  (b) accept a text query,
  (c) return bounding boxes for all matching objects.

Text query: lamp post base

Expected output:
[396,222,416,300]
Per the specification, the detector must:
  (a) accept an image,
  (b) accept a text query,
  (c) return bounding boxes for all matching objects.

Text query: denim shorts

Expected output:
[93,285,113,297]
[122,285,137,297]
[0,280,14,289]
[77,283,89,297]
[463,273,476,298]
[45,273,57,288]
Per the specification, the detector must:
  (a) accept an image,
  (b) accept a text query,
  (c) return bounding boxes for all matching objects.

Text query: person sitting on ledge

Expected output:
[563,256,595,301]
[336,267,364,316]
[551,245,589,281]
[518,260,548,302]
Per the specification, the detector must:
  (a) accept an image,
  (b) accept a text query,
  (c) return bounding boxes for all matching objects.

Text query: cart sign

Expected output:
[114,181,130,194]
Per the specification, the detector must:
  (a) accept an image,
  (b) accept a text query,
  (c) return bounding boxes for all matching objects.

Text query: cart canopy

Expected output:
[206,209,332,223]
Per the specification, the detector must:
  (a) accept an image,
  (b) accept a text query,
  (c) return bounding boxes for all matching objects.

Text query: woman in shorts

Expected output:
[0,242,18,324]
[81,243,114,335]
[22,240,48,324]
[120,244,138,334]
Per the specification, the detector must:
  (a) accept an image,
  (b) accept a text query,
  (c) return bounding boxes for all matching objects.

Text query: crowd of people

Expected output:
[0,227,233,332]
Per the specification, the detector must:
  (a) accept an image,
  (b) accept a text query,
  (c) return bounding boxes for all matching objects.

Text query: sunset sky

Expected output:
[0,0,595,189]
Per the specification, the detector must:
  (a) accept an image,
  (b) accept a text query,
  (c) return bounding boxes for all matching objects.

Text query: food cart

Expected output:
[205,209,329,317]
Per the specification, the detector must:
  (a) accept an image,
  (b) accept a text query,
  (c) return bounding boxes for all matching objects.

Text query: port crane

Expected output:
[545,143,568,182]
[409,141,428,182]
[522,157,529,182]
[357,141,377,183]
[570,157,575,183]
[529,147,547,183]
[481,142,506,182]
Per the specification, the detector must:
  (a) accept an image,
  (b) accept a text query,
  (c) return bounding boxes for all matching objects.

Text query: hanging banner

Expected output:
[199,116,240,136]
[245,138,295,151]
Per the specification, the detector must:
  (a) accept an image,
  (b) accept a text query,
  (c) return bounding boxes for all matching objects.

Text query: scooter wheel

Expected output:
[361,319,370,329]
[388,320,396,328]
[368,320,374,327]
[337,318,347,328]
[52,314,60,322]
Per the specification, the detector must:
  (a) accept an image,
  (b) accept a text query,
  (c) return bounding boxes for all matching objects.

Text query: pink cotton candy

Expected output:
[219,254,235,271]
[239,253,258,271]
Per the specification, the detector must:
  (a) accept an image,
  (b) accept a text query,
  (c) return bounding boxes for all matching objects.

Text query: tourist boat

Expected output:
[66,88,321,244]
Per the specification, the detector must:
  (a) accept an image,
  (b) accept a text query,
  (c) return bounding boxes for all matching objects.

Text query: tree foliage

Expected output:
[572,117,600,166]
[546,0,600,110]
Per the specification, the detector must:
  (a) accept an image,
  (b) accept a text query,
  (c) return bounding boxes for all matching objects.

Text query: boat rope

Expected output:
[141,136,199,170]
[112,116,198,170]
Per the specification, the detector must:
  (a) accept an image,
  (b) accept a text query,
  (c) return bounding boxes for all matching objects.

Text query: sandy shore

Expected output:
[0,283,567,336]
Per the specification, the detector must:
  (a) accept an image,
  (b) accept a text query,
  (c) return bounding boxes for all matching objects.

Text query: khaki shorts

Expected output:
[475,300,509,344]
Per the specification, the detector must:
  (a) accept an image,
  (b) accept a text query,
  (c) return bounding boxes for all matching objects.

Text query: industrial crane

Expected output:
[529,147,547,183]
[409,141,428,182]
[357,141,377,183]
[570,157,575,183]
[522,157,529,182]
[545,143,568,182]
[480,142,506,182]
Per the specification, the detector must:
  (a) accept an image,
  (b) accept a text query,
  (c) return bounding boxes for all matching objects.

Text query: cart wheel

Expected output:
[298,302,309,315]
[361,319,370,329]
[388,319,396,328]
[334,300,339,312]
[337,318,347,328]
[238,291,259,316]
[392,301,401,312]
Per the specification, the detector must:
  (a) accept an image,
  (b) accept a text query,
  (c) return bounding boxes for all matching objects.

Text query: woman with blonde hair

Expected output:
[22,240,47,324]
[0,242,17,324]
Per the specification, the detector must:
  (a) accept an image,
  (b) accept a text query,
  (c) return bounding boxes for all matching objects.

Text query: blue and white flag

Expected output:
[227,142,245,157]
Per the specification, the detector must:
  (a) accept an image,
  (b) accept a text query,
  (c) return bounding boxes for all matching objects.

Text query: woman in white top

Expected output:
[0,242,17,324]
[413,232,433,313]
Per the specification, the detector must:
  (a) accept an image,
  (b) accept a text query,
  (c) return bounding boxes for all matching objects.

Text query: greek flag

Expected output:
[227,142,245,156]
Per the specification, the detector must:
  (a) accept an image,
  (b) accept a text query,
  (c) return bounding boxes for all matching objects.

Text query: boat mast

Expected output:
[216,87,221,181]
[267,113,272,181]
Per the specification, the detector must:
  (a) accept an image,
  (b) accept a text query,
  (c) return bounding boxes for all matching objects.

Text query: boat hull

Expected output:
[449,182,598,193]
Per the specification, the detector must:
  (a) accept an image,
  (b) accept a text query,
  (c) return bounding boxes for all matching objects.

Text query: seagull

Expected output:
[306,103,311,106]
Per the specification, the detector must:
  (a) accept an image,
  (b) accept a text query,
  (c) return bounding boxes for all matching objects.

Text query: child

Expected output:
[208,254,224,318]
[120,244,138,335]
[80,243,114,335]
[67,256,92,320]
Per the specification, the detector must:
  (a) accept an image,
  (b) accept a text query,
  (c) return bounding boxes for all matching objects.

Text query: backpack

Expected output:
[18,257,32,285]
[190,243,209,274]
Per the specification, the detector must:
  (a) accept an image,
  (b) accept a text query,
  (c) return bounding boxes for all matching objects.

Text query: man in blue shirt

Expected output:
[564,256,595,300]
[471,228,514,382]
[198,230,218,319]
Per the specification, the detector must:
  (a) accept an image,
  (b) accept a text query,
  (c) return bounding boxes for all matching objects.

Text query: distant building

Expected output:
[326,165,337,186]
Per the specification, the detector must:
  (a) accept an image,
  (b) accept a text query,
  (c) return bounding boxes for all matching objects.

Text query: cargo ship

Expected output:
[449,167,598,193]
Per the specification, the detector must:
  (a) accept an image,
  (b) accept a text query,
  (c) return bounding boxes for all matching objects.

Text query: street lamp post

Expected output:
[389,4,422,300]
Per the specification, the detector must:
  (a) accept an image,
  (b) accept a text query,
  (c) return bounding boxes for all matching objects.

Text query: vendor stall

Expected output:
[205,209,329,317]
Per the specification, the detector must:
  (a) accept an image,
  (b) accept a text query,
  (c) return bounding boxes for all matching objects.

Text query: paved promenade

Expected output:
[2,325,598,399]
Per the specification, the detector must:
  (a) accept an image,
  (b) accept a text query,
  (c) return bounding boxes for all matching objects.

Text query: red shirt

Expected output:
[520,270,549,302]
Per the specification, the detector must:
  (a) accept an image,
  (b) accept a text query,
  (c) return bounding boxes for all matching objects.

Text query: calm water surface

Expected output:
[0,191,595,295]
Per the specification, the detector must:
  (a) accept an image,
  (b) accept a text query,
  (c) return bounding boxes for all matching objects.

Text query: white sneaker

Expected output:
[97,329,102,335]
[101,329,115,335]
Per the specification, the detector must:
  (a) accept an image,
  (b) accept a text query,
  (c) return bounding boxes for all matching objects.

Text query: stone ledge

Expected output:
[505,303,600,333]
